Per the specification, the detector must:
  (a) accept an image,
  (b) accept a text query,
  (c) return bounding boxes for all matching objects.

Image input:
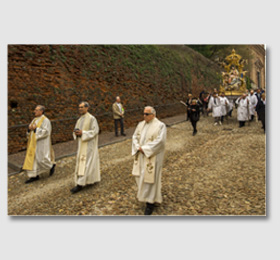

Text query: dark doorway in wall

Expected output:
[10,100,18,109]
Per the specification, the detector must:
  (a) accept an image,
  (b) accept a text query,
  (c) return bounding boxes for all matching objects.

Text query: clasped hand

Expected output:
[29,123,36,131]
[75,130,83,136]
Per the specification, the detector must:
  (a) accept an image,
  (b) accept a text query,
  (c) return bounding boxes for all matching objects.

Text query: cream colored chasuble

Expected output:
[76,112,92,176]
[132,118,162,184]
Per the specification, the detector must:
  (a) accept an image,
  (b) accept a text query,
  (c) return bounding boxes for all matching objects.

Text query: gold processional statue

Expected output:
[219,49,248,96]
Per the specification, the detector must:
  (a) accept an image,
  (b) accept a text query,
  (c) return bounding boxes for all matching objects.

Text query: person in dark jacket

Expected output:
[256,93,266,133]
[199,90,207,115]
[255,88,263,121]
[185,93,193,121]
[188,98,200,136]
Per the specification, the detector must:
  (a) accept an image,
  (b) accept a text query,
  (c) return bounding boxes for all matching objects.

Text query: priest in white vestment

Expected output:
[207,92,222,125]
[220,92,229,123]
[71,101,101,194]
[23,105,55,183]
[248,89,258,121]
[132,106,167,215]
[236,93,251,128]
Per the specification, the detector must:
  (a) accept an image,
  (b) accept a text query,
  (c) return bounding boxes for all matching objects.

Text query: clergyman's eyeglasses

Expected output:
[144,113,152,116]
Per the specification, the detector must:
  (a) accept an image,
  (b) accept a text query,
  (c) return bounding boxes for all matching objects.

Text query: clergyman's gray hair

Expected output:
[145,106,156,116]
[36,105,45,114]
[80,101,90,108]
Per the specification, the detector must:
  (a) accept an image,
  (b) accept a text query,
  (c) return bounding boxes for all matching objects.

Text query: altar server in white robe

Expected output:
[71,101,101,194]
[207,92,222,125]
[248,89,258,121]
[236,93,251,128]
[23,105,56,183]
[227,99,234,117]
[132,106,167,215]
[220,92,229,123]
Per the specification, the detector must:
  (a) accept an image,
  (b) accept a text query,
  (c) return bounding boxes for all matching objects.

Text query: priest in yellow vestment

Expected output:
[23,105,55,183]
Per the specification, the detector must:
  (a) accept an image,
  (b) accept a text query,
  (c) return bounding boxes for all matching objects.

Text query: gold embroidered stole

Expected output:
[50,138,55,164]
[77,113,91,176]
[132,121,145,177]
[22,115,46,170]
[144,155,156,184]
[132,119,161,184]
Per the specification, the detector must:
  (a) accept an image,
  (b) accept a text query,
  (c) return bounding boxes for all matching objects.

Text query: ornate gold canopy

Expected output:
[220,49,248,96]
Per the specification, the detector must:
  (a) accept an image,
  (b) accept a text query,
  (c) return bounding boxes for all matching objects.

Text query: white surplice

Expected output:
[73,113,100,186]
[208,96,222,117]
[25,115,54,178]
[132,118,167,204]
[236,97,251,121]
[248,94,258,116]
[228,100,234,111]
[220,96,229,116]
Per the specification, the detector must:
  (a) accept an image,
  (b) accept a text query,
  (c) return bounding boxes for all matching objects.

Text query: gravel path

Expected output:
[8,114,266,216]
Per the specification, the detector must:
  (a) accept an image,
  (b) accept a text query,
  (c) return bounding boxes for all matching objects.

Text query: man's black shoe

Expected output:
[50,164,56,176]
[193,130,197,136]
[115,134,118,137]
[144,203,155,215]
[25,176,40,184]
[70,185,83,194]
[121,133,126,136]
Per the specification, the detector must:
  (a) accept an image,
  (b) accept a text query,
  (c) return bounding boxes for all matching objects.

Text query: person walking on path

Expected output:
[248,89,258,121]
[199,90,207,116]
[236,93,251,128]
[187,98,200,136]
[207,92,222,125]
[255,88,264,121]
[23,105,55,183]
[71,101,101,194]
[203,92,211,116]
[227,99,234,118]
[131,106,167,215]
[220,92,229,123]
[112,96,126,137]
[256,93,266,133]
[185,93,193,121]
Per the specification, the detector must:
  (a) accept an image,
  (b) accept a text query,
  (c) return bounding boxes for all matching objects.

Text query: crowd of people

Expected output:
[185,88,266,135]
[19,88,265,215]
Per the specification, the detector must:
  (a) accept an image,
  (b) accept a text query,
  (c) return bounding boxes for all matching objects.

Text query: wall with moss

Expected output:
[8,45,220,154]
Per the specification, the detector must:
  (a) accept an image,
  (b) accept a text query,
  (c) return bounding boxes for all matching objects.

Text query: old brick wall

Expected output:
[8,45,220,154]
